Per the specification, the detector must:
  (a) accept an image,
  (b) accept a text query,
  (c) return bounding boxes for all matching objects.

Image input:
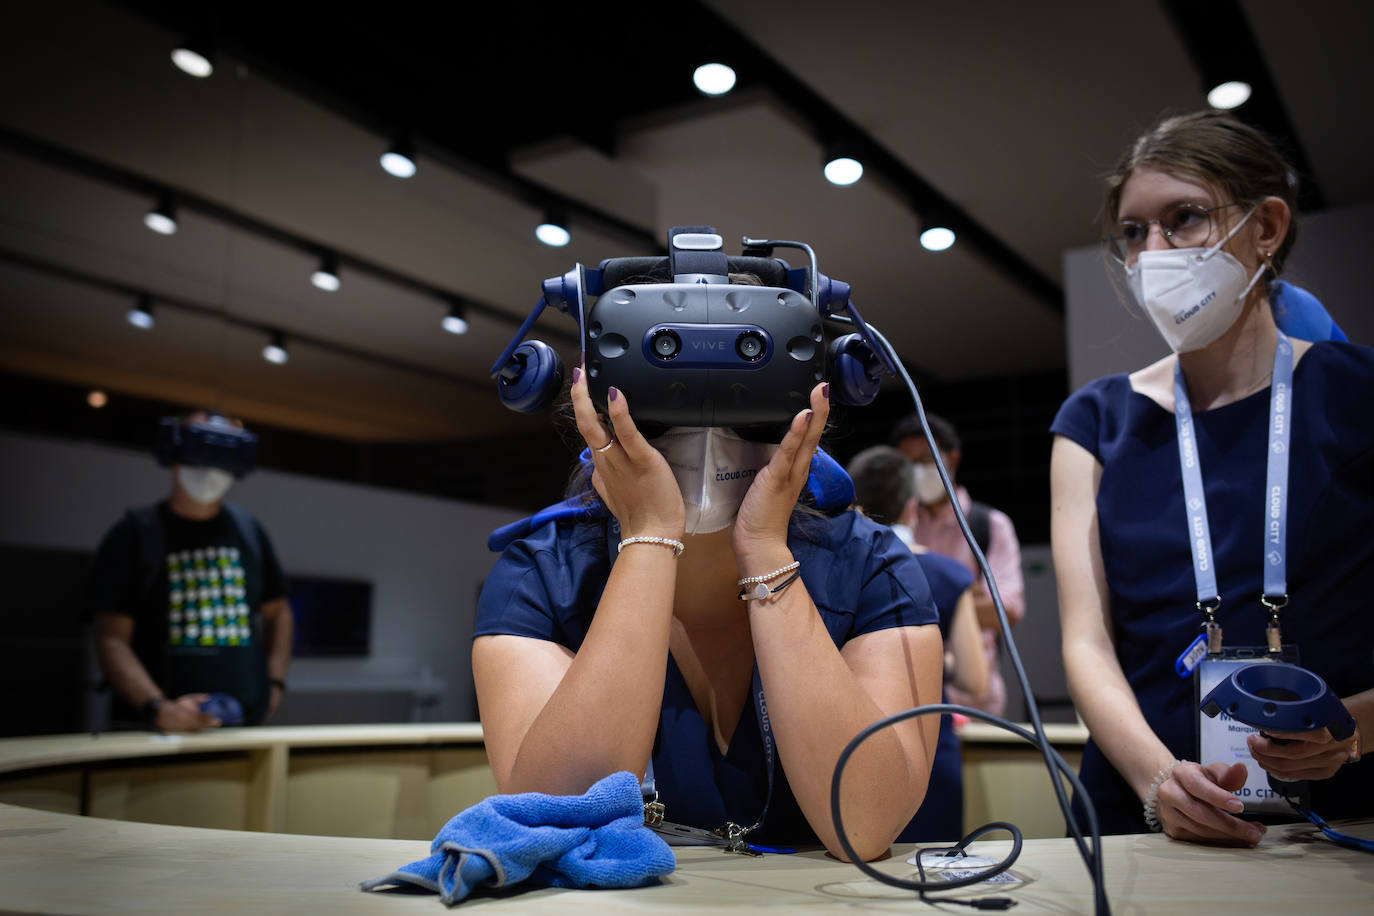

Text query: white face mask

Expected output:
[652,427,778,535]
[177,466,235,505]
[911,462,948,506]
[1126,206,1266,354]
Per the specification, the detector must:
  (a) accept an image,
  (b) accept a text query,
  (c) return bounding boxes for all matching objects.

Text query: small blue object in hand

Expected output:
[199,693,244,726]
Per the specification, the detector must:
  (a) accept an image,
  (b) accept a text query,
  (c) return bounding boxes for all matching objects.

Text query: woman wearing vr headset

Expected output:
[473,363,944,860]
[1051,110,1373,845]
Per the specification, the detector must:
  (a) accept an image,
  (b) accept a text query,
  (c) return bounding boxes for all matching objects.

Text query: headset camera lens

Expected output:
[652,330,681,359]
[736,331,764,361]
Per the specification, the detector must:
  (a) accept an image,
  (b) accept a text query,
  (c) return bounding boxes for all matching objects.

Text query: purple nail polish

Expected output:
[609,387,619,402]
[822,383,830,399]
[572,367,582,384]
[805,409,814,424]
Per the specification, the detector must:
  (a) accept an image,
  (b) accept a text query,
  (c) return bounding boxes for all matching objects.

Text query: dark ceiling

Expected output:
[1,0,1370,531]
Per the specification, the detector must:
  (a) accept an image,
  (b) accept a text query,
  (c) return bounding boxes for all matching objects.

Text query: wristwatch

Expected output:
[1348,725,1362,764]
[142,697,165,724]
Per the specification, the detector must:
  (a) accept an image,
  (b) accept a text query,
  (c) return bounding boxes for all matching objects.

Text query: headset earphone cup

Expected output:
[153,417,181,466]
[827,333,882,406]
[496,340,565,413]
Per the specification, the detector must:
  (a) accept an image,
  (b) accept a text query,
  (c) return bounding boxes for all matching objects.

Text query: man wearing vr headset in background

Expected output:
[88,411,293,732]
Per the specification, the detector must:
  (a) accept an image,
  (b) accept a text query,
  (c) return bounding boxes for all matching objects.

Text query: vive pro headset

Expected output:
[154,414,258,478]
[489,226,895,434]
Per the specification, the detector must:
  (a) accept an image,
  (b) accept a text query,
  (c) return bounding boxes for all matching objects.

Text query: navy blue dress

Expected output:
[1051,341,1374,833]
[903,551,975,842]
[474,509,939,846]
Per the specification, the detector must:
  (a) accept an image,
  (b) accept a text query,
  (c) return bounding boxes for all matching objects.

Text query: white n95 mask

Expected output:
[1126,206,1266,354]
[652,427,778,535]
[911,462,948,506]
[177,466,235,505]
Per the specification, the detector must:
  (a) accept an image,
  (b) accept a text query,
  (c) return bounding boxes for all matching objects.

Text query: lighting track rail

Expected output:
[0,245,495,394]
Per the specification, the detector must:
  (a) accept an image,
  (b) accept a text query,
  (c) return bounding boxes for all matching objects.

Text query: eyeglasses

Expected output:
[1104,202,1244,264]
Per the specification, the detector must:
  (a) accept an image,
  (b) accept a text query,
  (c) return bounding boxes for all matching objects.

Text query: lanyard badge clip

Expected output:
[1199,597,1223,655]
[1261,594,1288,655]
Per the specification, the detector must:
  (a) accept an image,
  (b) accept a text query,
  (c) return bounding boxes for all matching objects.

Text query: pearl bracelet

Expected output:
[1143,759,1184,832]
[617,536,685,557]
[737,560,800,586]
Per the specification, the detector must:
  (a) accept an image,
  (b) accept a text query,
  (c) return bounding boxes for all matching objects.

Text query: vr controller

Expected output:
[199,692,245,727]
[1200,662,1356,805]
[489,226,894,431]
[155,415,258,478]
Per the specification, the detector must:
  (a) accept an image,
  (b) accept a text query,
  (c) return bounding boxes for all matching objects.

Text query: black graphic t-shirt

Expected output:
[88,502,286,725]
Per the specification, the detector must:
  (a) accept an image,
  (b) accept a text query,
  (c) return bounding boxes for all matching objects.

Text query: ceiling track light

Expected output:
[535,208,571,247]
[380,135,418,179]
[170,33,215,78]
[144,192,178,235]
[693,62,737,96]
[310,253,341,291]
[1207,80,1252,110]
[262,330,289,365]
[441,301,469,335]
[126,294,155,329]
[918,213,956,252]
[822,142,864,187]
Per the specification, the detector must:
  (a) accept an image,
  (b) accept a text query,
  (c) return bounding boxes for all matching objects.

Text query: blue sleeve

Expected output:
[1050,375,1123,461]
[472,521,606,650]
[844,520,940,638]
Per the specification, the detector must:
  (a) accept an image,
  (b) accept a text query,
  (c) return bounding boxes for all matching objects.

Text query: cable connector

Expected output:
[969,897,1017,910]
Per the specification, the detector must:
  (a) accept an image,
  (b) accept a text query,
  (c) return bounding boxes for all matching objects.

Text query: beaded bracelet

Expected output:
[737,560,800,586]
[1143,759,1184,832]
[617,536,685,557]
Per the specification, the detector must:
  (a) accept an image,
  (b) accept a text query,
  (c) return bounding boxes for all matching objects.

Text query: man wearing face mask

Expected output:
[89,411,292,732]
[891,412,1025,718]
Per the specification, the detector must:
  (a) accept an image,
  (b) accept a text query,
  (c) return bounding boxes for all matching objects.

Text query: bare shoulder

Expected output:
[1291,337,1315,366]
[1127,354,1176,412]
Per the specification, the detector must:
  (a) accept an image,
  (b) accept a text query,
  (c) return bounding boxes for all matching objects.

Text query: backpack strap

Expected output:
[220,503,263,583]
[967,500,993,557]
[128,505,165,612]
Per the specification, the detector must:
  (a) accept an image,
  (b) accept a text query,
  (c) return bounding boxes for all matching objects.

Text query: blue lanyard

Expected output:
[641,668,778,854]
[1173,332,1294,655]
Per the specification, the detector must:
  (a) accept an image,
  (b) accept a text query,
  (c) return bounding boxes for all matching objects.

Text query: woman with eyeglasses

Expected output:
[1049,110,1373,844]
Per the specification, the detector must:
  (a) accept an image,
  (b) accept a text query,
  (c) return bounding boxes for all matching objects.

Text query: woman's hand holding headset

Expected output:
[571,366,685,542]
[733,382,830,559]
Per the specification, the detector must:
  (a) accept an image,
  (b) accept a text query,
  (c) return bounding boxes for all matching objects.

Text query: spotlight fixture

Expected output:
[87,390,108,409]
[310,253,341,292]
[144,193,178,235]
[1207,80,1252,110]
[126,294,155,329]
[441,301,469,335]
[171,35,214,78]
[920,223,956,252]
[535,209,571,247]
[380,137,417,178]
[693,62,736,97]
[822,143,864,187]
[262,331,289,365]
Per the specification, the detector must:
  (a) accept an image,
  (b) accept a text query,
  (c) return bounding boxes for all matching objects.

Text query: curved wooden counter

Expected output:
[0,724,496,838]
[0,800,1369,914]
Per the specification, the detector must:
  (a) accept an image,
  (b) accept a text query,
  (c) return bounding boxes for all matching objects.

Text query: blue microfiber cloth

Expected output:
[360,771,675,906]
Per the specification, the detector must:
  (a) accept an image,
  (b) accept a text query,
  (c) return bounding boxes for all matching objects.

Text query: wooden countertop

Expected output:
[0,723,486,775]
[958,721,1090,746]
[1,801,1370,914]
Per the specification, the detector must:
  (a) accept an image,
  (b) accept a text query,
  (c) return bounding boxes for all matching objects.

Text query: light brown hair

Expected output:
[1104,110,1300,272]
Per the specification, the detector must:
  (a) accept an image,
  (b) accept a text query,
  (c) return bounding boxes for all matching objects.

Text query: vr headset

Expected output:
[489,225,894,435]
[154,414,258,478]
